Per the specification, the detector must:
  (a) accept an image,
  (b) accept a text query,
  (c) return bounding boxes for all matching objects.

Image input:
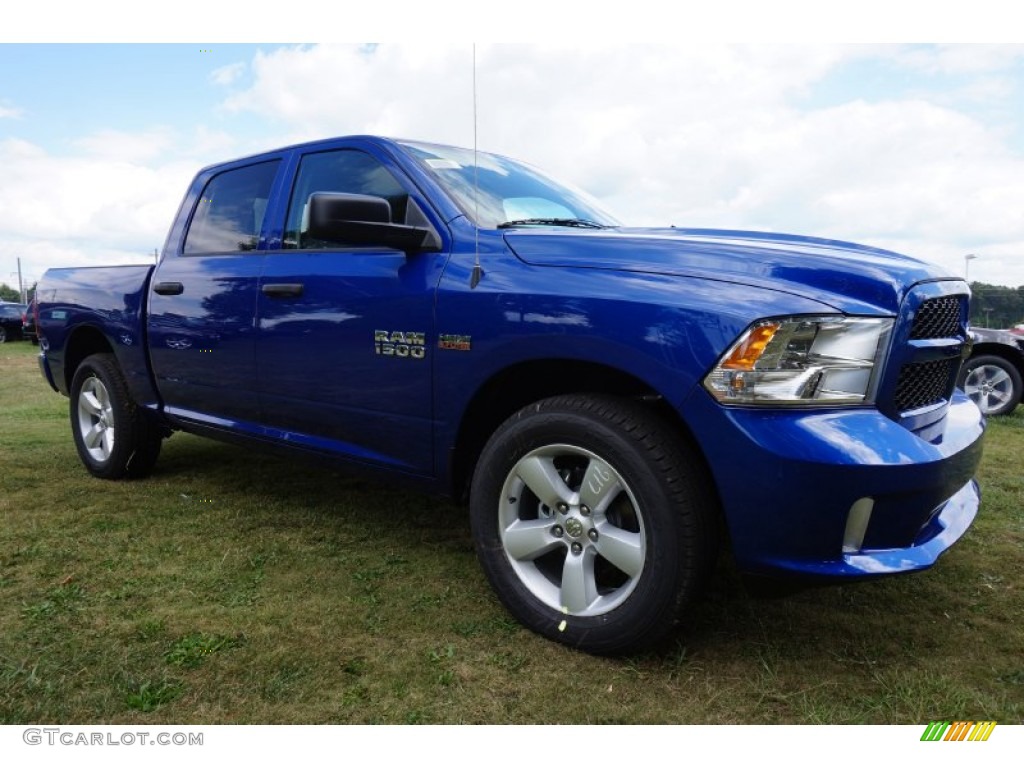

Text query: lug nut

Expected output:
[588,529,598,542]
[580,504,591,517]
[551,525,564,538]
[571,542,583,555]
[556,502,569,513]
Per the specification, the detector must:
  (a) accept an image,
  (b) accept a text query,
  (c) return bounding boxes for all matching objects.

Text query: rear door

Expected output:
[148,158,282,427]
[255,142,449,474]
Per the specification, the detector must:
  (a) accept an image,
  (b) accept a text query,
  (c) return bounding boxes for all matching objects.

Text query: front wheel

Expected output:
[470,394,717,654]
[70,353,163,479]
[961,354,1022,417]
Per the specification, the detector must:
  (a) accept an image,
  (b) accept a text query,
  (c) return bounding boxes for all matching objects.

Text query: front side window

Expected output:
[183,160,280,254]
[284,150,409,249]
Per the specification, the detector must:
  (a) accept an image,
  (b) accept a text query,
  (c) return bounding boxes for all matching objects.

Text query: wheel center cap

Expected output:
[564,517,584,538]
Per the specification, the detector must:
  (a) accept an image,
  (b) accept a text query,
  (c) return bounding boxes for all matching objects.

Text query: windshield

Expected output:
[399,141,620,229]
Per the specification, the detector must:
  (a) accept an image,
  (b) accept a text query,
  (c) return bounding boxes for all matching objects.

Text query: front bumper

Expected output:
[681,388,985,580]
[836,479,978,576]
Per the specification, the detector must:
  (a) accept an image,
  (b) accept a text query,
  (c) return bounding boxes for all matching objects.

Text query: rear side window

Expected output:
[183,160,280,254]
[283,150,408,249]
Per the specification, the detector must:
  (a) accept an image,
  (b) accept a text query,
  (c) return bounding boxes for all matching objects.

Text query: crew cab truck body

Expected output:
[36,135,985,653]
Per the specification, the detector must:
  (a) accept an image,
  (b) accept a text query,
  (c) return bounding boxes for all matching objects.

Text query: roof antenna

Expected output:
[470,43,484,289]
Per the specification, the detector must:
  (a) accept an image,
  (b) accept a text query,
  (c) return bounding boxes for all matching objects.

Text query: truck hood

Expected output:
[502,227,953,315]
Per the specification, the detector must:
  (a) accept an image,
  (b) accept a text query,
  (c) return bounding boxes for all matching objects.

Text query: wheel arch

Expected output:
[63,325,115,393]
[449,358,718,510]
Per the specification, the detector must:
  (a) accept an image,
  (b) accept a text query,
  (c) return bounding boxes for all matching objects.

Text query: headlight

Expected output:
[703,316,893,405]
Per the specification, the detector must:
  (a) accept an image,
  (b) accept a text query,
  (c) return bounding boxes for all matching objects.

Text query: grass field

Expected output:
[1,340,1022,724]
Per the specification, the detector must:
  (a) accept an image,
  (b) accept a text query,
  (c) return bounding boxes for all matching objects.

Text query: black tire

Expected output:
[470,394,718,655]
[70,353,163,479]
[960,354,1022,417]
[0,326,6,343]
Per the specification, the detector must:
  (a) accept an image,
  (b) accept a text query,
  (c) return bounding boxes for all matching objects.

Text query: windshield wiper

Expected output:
[497,218,608,229]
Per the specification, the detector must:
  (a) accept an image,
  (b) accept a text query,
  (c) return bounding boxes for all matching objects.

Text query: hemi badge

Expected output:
[438,334,472,351]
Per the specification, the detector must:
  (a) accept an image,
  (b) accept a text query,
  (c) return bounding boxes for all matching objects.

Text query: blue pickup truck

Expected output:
[36,135,985,653]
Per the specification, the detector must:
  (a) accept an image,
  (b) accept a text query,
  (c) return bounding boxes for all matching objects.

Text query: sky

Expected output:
[2,10,1024,295]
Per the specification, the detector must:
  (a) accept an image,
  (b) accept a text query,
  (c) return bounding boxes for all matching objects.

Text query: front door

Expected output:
[255,146,448,475]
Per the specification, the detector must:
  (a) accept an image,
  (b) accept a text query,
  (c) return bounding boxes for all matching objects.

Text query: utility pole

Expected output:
[17,257,25,304]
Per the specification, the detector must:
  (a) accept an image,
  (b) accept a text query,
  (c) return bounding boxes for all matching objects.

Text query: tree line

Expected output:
[1,282,36,303]
[969,282,1024,329]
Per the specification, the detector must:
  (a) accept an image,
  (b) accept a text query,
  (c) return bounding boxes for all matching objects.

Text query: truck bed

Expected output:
[36,264,159,409]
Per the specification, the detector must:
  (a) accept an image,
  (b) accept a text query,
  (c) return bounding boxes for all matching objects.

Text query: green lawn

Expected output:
[1,340,1021,723]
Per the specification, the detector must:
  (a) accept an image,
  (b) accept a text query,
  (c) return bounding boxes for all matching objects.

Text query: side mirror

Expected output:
[306,193,441,252]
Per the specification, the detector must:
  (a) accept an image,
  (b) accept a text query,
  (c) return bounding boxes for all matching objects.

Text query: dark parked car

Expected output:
[22,299,38,344]
[960,327,1024,416]
[0,302,28,343]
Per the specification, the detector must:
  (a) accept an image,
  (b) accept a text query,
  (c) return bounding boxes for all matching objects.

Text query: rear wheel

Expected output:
[70,353,163,479]
[470,394,717,654]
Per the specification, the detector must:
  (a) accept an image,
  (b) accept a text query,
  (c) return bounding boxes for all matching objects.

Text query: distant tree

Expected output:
[969,282,1024,329]
[0,282,20,302]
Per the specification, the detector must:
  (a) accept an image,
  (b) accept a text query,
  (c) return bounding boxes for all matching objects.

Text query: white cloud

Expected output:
[190,125,241,157]
[210,61,246,86]
[4,43,1024,293]
[0,119,262,284]
[895,44,1024,75]
[74,128,176,163]
[215,43,1024,284]
[222,44,478,146]
[0,137,195,255]
[0,237,153,292]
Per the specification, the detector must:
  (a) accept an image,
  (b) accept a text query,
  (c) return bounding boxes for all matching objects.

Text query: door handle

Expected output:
[153,282,184,296]
[261,283,304,298]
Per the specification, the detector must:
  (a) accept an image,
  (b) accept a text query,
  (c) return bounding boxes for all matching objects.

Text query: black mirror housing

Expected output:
[306,193,441,252]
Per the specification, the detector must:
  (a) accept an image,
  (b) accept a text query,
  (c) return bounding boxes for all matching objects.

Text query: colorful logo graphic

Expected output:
[920,721,997,742]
